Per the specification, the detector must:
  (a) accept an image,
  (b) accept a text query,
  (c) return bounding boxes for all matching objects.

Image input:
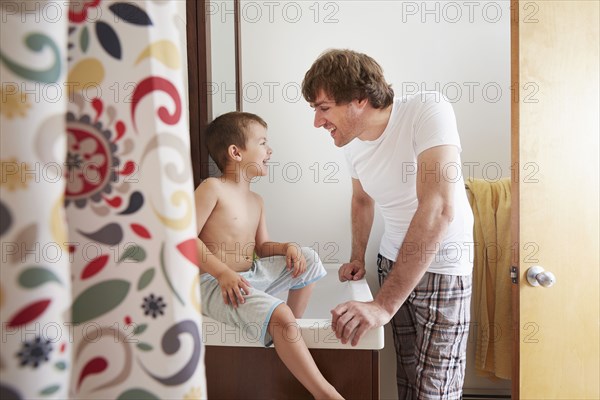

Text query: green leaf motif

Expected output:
[72,280,130,324]
[117,388,160,400]
[39,384,60,396]
[119,245,146,263]
[19,267,62,288]
[54,361,67,371]
[136,342,153,351]
[0,33,62,83]
[133,323,148,335]
[137,268,155,290]
[80,26,89,53]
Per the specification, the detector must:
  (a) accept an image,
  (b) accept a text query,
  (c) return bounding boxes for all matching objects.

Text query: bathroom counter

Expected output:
[203,264,384,399]
[202,265,385,350]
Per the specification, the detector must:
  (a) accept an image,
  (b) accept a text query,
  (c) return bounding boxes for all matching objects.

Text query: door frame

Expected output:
[186,0,210,188]
[186,0,242,188]
[510,0,520,398]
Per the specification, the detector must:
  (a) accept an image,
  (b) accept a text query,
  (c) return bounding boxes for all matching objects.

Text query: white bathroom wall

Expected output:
[215,0,512,397]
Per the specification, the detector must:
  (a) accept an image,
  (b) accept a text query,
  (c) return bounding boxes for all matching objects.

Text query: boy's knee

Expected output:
[268,304,301,339]
[270,303,295,324]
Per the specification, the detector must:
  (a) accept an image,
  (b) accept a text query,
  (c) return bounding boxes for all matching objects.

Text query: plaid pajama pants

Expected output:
[377,254,472,400]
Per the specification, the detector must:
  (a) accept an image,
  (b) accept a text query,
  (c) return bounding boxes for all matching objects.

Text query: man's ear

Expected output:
[228,144,242,162]
[349,97,369,113]
[356,97,369,109]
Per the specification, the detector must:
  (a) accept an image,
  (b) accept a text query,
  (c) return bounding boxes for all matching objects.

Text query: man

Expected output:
[302,49,474,400]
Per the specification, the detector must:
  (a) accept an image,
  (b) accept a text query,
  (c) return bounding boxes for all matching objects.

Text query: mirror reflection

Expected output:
[203,1,512,398]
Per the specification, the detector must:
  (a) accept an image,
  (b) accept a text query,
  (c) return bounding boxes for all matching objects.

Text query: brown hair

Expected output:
[302,49,394,109]
[205,111,267,172]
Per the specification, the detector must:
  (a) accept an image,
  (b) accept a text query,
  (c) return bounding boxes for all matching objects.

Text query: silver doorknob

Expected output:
[526,266,556,287]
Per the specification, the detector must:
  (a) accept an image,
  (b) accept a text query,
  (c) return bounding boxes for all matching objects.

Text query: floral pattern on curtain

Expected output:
[0,2,206,399]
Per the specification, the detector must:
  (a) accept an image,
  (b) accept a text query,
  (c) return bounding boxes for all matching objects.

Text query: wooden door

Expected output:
[512,1,599,398]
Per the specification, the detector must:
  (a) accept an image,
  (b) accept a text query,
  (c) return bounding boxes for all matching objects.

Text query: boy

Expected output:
[195,111,343,399]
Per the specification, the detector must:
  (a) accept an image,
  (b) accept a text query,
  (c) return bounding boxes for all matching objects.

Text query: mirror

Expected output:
[190,0,512,398]
[207,0,241,117]
[186,0,241,186]
[206,0,242,178]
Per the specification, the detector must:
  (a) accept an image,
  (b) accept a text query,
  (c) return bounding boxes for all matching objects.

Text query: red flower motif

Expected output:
[64,98,134,210]
[69,0,101,23]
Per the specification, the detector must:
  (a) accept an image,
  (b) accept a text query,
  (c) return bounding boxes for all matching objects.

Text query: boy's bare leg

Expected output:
[286,283,315,318]
[268,304,343,399]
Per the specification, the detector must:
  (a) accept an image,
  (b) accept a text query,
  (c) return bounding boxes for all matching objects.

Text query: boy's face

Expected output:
[310,89,365,147]
[240,122,272,177]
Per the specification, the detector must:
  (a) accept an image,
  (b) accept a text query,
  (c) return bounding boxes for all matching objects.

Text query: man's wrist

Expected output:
[373,296,396,318]
[350,257,365,265]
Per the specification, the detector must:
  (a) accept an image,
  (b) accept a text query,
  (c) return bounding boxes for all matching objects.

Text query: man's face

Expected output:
[310,90,364,147]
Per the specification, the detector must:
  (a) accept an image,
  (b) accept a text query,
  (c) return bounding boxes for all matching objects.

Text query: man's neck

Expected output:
[358,104,393,142]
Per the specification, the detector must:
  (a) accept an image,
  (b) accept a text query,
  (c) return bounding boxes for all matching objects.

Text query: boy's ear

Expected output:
[228,144,242,162]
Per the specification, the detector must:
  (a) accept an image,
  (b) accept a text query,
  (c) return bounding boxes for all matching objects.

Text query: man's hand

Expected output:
[216,269,252,308]
[285,243,306,278]
[331,300,392,346]
[338,260,366,282]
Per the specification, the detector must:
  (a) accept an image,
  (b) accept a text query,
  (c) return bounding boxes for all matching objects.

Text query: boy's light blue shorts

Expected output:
[200,246,326,346]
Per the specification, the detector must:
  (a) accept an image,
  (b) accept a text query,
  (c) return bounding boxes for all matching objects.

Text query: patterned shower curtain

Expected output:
[0,1,206,399]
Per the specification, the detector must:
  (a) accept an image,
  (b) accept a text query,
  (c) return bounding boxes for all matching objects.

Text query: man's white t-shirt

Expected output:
[344,92,474,276]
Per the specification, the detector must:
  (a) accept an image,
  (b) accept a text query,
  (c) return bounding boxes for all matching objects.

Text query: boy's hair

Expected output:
[205,111,268,172]
[302,49,394,109]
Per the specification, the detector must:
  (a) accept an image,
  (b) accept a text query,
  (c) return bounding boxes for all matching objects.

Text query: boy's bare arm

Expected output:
[195,238,229,278]
[195,179,251,307]
[196,237,251,307]
[254,195,307,278]
[194,179,229,276]
[257,241,290,257]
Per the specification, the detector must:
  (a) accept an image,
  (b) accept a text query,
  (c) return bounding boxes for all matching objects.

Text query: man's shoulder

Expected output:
[398,91,448,105]
[394,93,455,130]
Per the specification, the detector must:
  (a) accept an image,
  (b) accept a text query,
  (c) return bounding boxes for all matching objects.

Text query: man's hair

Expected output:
[205,111,268,172]
[302,49,394,109]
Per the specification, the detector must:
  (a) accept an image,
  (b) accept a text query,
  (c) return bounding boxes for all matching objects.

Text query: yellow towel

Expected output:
[465,177,512,380]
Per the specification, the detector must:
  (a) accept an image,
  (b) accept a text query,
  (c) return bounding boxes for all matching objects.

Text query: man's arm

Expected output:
[331,145,458,345]
[339,178,375,281]
[374,145,457,314]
